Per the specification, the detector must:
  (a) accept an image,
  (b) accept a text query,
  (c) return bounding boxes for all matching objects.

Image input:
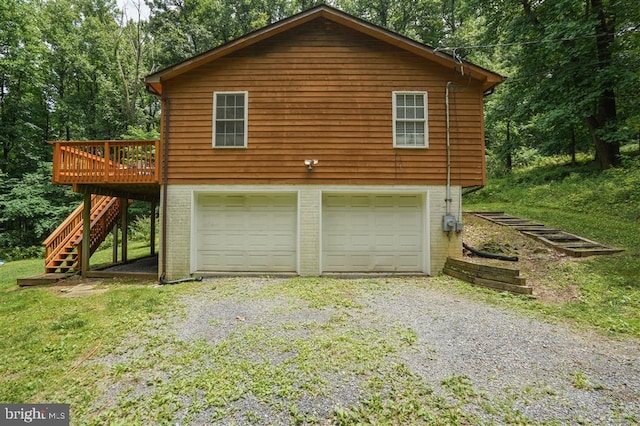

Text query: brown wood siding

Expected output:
[164,18,486,187]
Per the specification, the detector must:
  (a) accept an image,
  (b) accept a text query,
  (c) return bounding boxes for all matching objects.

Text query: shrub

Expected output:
[0,246,45,261]
[130,215,159,243]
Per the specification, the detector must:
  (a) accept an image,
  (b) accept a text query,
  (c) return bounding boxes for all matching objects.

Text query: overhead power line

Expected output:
[434,30,638,52]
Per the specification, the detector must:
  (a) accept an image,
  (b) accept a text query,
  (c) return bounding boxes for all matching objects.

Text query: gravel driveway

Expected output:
[94,277,640,425]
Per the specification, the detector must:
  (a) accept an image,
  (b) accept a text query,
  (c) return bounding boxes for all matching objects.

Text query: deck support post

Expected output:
[150,201,157,256]
[120,198,128,263]
[112,224,119,264]
[81,192,91,278]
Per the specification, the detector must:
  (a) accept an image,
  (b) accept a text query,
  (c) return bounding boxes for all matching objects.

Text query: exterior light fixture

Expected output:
[304,159,318,171]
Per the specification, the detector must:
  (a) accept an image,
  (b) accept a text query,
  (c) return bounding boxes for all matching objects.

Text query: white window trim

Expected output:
[213,91,249,148]
[392,91,428,148]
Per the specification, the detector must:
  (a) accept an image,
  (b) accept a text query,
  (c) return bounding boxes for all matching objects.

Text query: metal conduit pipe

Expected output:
[442,81,462,233]
[445,81,453,217]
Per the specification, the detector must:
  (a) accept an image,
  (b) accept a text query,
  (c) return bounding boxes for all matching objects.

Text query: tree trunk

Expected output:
[587,0,620,170]
[570,126,577,165]
[587,116,620,169]
[505,120,512,171]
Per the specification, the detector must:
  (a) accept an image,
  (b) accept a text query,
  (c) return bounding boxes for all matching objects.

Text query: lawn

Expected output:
[0,250,189,405]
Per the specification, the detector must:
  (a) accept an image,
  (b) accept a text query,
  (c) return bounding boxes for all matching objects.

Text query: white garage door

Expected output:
[322,193,425,272]
[195,193,297,272]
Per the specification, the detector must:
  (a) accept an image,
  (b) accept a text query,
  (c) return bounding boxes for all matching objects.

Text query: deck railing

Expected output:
[52,140,160,184]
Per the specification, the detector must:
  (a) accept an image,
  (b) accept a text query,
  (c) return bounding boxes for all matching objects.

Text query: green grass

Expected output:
[0,249,199,406]
[90,241,156,268]
[465,154,640,337]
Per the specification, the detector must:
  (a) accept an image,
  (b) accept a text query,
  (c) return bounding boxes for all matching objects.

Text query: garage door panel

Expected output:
[374,234,395,249]
[197,252,244,269]
[322,193,424,272]
[373,195,394,207]
[196,193,297,272]
[324,232,346,249]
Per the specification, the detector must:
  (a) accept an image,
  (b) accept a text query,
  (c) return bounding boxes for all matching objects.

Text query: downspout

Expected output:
[148,84,201,284]
[145,83,170,278]
[161,92,170,278]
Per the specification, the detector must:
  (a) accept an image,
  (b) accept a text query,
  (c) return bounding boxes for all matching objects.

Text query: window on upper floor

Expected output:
[393,91,428,148]
[213,92,248,148]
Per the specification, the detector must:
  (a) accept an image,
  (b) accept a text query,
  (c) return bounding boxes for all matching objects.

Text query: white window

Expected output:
[213,92,248,148]
[393,91,428,148]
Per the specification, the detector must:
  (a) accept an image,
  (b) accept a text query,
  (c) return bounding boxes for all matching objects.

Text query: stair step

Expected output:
[472,212,624,257]
[44,196,124,273]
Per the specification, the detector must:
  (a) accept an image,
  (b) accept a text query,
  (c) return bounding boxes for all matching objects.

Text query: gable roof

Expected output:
[144,4,504,94]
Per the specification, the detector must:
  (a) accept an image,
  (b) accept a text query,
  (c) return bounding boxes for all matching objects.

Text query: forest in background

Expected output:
[1,0,639,257]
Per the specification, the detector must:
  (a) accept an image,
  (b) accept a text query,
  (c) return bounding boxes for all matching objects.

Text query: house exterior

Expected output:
[142,5,504,279]
[47,5,503,280]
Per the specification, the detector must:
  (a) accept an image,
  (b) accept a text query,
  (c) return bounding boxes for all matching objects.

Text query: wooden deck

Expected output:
[470,212,624,257]
[51,140,161,201]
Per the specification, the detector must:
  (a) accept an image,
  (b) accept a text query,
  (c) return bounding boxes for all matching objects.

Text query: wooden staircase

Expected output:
[470,212,624,257]
[43,195,124,273]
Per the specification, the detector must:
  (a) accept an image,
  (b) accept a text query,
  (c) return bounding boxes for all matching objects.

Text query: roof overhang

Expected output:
[144,5,505,95]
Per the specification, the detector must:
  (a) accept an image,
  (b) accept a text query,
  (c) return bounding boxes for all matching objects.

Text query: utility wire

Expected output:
[492,60,616,86]
[434,30,638,52]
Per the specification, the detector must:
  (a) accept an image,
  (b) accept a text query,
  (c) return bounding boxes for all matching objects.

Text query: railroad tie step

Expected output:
[444,258,532,295]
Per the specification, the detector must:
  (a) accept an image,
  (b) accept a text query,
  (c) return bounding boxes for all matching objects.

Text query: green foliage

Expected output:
[129,214,159,244]
[0,162,80,248]
[121,126,160,140]
[146,0,301,68]
[0,0,49,177]
[0,246,44,261]
[473,0,640,169]
[469,153,640,224]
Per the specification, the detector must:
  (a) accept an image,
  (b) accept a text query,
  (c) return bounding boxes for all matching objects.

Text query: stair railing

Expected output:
[44,195,116,272]
[44,195,101,268]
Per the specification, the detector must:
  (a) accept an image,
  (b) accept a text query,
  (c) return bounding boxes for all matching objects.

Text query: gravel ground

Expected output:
[94,277,640,424]
[361,285,640,424]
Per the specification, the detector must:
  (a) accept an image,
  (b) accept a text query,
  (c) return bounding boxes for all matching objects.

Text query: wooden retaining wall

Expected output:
[443,257,532,295]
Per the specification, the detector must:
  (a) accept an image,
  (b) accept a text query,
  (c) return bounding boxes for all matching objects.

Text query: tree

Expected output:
[0,0,49,177]
[1,0,161,251]
[467,0,640,170]
[146,0,301,68]
[115,2,160,131]
[0,163,80,248]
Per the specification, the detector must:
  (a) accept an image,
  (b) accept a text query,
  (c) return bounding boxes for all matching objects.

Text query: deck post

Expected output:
[81,192,91,278]
[150,201,157,256]
[120,198,128,263]
[112,224,119,264]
